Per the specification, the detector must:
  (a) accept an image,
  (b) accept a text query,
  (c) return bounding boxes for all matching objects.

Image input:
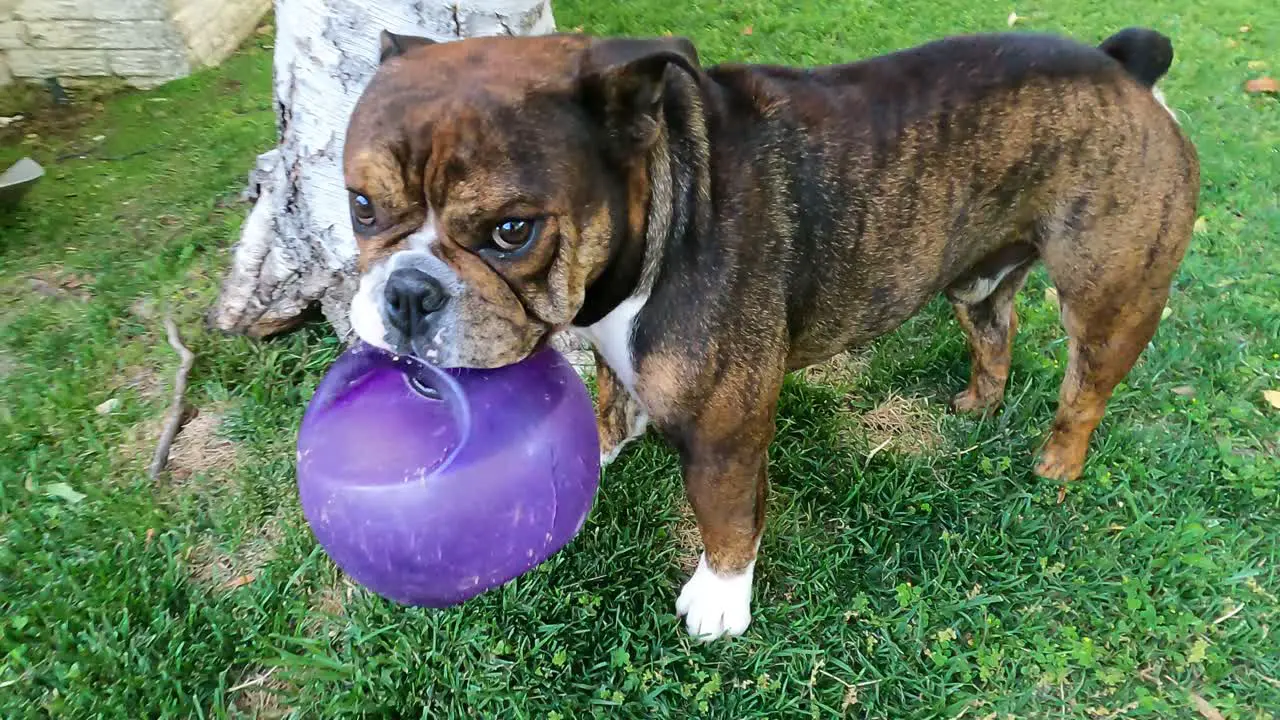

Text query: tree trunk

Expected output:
[210,0,590,372]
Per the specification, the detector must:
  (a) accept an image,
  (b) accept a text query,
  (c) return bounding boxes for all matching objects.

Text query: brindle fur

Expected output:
[344,29,1198,594]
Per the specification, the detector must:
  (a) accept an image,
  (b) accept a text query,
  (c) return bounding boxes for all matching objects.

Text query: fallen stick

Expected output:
[149,316,195,480]
[228,667,276,693]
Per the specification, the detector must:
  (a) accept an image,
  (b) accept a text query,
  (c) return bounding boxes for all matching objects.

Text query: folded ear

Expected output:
[379,30,436,64]
[578,36,701,158]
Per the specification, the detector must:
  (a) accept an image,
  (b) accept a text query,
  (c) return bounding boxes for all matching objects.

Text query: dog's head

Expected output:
[343,30,698,367]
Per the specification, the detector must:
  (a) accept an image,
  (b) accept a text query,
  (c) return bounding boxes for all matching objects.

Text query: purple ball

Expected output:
[297,342,600,608]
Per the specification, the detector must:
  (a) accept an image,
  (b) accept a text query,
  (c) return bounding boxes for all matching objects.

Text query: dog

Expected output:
[342,26,1198,640]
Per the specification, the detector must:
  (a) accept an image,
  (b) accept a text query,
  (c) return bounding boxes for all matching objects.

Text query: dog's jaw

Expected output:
[676,553,755,641]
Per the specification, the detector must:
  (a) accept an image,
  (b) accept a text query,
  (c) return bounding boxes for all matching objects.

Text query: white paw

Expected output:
[600,446,624,468]
[675,554,754,641]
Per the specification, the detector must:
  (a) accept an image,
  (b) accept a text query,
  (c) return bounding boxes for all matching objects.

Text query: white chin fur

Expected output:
[675,553,754,641]
[349,267,392,351]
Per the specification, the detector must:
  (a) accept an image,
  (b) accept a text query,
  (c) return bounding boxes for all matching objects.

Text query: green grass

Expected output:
[1,1,1278,717]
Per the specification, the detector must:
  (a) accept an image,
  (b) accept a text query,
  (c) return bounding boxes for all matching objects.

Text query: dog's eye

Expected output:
[350,193,376,227]
[491,218,539,252]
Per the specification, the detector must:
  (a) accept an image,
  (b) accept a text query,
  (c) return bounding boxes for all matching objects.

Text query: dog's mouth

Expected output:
[526,326,556,356]
[394,327,442,364]
[375,319,444,364]
[388,319,553,369]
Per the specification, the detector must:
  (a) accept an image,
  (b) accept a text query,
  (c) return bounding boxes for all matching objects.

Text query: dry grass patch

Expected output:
[110,364,164,400]
[166,407,240,480]
[302,569,362,637]
[853,392,945,456]
[800,352,945,457]
[0,350,17,379]
[128,296,159,323]
[119,404,241,483]
[30,270,94,301]
[186,515,284,592]
[670,503,701,575]
[228,666,294,719]
[801,350,871,390]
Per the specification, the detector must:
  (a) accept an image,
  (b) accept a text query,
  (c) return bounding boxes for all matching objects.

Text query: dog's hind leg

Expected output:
[1034,191,1194,481]
[946,244,1037,415]
[1034,290,1165,481]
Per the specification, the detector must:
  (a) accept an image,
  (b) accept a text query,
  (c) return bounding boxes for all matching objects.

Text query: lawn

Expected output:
[1,0,1278,717]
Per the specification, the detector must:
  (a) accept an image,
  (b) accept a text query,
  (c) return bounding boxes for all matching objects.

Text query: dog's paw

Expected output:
[599,433,635,467]
[952,388,1001,415]
[599,409,648,468]
[600,443,628,468]
[1035,434,1087,481]
[675,554,754,641]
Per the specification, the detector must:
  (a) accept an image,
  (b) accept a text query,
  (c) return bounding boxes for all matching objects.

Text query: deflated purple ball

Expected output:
[296,342,600,608]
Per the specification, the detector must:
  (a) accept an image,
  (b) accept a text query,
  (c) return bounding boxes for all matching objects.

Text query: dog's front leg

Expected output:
[594,349,648,467]
[674,379,780,641]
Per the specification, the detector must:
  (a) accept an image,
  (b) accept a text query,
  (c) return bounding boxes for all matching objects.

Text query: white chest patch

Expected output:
[576,293,648,393]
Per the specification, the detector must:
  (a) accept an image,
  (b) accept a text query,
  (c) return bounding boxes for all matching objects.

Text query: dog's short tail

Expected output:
[1099,27,1174,87]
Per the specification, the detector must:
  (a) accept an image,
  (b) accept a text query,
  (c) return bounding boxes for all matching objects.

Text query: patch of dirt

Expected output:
[0,80,123,151]
[302,573,360,637]
[24,266,95,302]
[128,296,159,322]
[186,516,284,591]
[119,413,166,464]
[111,364,163,400]
[802,350,871,390]
[311,580,353,618]
[117,404,240,491]
[166,408,239,481]
[0,350,18,379]
[853,392,945,456]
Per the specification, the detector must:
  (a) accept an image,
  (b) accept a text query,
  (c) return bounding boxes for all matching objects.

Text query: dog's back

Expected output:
[687,31,1196,368]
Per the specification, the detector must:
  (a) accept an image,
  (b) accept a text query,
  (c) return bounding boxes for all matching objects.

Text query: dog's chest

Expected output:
[575,294,648,392]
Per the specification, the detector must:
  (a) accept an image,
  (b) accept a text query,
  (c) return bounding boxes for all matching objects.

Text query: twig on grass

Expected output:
[228,667,276,693]
[149,316,195,480]
[863,437,893,469]
[1212,602,1244,624]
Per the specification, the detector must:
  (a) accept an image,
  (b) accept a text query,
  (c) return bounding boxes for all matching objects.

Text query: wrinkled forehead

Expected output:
[344,35,590,180]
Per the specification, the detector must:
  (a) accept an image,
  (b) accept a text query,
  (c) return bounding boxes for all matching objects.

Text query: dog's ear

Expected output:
[379,30,436,64]
[578,36,700,157]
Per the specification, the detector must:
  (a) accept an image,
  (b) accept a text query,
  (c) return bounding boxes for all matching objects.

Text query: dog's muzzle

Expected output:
[384,267,449,352]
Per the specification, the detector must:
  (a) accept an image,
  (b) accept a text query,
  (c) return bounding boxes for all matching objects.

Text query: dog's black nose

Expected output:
[384,268,448,336]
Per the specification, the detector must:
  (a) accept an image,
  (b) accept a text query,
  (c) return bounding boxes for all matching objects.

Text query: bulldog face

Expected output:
[343,32,698,368]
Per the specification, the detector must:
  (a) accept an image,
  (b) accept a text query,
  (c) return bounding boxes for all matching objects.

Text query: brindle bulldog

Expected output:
[343,27,1198,640]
